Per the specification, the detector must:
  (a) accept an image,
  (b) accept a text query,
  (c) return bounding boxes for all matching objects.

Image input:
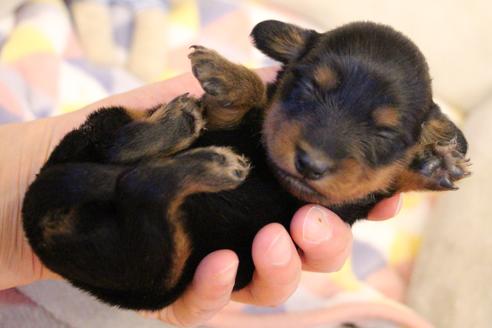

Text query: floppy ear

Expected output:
[251,20,318,63]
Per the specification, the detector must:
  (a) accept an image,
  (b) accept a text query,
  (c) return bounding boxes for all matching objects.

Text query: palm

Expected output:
[0,118,62,288]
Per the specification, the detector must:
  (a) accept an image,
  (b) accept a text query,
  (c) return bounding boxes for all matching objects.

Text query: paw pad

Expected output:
[420,138,471,190]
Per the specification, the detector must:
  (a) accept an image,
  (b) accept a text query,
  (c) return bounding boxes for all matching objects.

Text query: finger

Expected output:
[232,223,302,306]
[168,250,238,327]
[290,205,353,272]
[368,193,403,220]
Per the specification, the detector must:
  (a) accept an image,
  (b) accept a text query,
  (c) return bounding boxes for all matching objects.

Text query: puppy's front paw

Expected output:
[188,46,264,109]
[188,46,235,104]
[417,138,471,190]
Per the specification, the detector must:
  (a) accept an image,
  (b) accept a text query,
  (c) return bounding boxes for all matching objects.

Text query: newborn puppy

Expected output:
[22,20,470,310]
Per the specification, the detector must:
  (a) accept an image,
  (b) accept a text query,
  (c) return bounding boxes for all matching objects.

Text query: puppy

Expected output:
[22,20,470,310]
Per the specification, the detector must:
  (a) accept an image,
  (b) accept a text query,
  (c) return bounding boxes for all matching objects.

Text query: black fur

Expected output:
[22,21,470,310]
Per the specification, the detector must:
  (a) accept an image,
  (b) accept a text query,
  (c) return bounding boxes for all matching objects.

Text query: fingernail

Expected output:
[266,231,292,266]
[303,206,333,244]
[215,260,238,286]
[395,195,403,215]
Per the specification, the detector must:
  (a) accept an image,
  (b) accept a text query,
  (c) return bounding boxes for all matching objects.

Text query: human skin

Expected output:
[0,68,401,327]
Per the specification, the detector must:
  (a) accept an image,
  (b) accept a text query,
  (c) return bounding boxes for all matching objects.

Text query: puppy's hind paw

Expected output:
[176,146,251,193]
[211,147,251,182]
[151,93,205,129]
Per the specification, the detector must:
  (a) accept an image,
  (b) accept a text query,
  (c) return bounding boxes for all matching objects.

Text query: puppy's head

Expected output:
[252,20,431,206]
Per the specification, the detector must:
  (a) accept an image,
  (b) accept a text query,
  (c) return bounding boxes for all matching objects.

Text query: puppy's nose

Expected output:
[295,148,333,180]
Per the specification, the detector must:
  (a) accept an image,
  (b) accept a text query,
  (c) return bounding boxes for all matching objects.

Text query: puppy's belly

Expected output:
[181,172,301,288]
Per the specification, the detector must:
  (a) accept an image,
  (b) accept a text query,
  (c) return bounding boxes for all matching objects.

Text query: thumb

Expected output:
[158,250,238,327]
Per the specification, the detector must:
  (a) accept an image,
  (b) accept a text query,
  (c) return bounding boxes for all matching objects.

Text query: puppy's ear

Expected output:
[251,20,318,63]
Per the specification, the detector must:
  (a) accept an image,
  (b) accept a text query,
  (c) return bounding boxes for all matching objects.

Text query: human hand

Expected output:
[0,68,401,327]
[139,194,401,327]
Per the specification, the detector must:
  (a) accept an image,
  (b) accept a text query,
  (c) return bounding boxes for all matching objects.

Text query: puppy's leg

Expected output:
[119,146,251,203]
[398,104,471,191]
[22,162,125,259]
[106,93,205,163]
[188,46,266,129]
[116,146,250,290]
[46,94,205,167]
[45,107,133,167]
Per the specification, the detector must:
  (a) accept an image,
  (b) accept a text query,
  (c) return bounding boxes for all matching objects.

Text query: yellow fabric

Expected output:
[0,25,54,63]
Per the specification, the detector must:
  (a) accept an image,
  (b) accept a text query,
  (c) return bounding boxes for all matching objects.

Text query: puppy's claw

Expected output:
[439,176,457,190]
[189,45,205,50]
[449,165,464,179]
[420,157,441,177]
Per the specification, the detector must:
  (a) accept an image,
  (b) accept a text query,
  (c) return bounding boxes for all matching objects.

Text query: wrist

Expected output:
[0,119,62,289]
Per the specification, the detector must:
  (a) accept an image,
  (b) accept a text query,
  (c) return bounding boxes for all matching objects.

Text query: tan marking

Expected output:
[372,106,400,127]
[125,108,149,120]
[395,169,430,192]
[313,66,338,89]
[420,116,455,146]
[165,200,192,290]
[41,209,76,244]
[205,105,250,130]
[226,64,266,106]
[263,101,301,174]
[147,104,170,122]
[203,63,266,130]
[271,25,308,60]
[170,138,195,155]
[308,158,404,205]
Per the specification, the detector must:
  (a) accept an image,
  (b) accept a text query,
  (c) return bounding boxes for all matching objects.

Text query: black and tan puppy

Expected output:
[22,20,470,310]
